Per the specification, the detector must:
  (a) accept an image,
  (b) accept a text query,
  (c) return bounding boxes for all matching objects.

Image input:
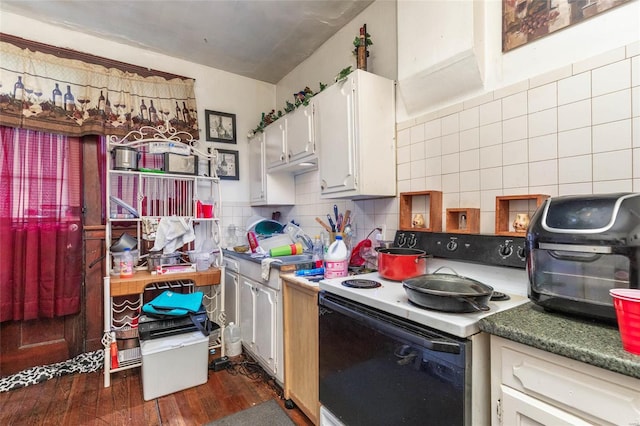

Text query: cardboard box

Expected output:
[140,331,208,400]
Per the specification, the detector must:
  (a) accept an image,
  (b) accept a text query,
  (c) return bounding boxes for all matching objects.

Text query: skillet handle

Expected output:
[459,296,491,311]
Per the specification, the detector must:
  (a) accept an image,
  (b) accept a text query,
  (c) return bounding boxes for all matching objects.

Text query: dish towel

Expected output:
[153,217,195,253]
[261,258,283,281]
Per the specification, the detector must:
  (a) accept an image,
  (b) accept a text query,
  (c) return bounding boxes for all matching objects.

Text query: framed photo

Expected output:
[205,110,236,143]
[216,149,239,180]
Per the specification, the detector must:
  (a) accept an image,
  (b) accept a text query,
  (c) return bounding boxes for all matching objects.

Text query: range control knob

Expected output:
[407,234,417,248]
[499,244,513,258]
[397,233,406,247]
[446,240,458,251]
[517,246,526,260]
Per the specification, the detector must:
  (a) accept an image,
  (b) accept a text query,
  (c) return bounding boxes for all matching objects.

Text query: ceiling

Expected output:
[0,0,374,84]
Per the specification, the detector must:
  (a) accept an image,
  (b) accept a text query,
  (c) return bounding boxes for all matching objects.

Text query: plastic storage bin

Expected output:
[140,331,208,400]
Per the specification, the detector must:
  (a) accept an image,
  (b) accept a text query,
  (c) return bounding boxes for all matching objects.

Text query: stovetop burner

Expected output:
[490,291,511,301]
[342,279,382,289]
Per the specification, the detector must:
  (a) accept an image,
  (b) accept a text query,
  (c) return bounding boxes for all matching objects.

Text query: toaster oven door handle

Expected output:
[538,243,612,254]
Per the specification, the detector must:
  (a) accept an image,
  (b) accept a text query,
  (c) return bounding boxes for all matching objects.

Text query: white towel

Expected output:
[261,258,282,281]
[153,217,195,253]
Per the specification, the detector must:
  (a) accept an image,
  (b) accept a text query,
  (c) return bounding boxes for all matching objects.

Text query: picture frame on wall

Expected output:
[205,110,236,143]
[216,149,239,180]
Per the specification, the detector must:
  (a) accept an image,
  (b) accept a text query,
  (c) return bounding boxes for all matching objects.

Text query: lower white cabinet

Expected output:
[238,274,281,381]
[490,336,640,426]
[223,257,239,326]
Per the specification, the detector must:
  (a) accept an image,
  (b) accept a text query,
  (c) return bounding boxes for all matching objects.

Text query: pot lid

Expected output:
[403,273,493,297]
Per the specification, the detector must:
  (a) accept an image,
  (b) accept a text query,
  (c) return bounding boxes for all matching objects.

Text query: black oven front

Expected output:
[319,291,471,426]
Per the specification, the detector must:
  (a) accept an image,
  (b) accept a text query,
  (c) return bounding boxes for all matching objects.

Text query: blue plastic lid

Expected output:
[335,235,342,240]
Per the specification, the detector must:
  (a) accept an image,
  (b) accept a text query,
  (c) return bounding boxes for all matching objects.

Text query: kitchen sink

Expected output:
[272,254,313,263]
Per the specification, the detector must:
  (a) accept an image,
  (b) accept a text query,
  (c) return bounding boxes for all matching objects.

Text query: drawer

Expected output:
[493,337,640,425]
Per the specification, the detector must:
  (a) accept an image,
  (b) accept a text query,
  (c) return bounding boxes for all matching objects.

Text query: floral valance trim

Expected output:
[0,41,198,138]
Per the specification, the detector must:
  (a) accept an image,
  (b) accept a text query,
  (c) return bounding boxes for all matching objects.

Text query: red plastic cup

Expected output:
[610,289,640,355]
[201,203,213,218]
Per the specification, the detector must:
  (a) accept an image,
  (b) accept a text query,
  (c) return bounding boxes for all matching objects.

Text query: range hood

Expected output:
[398,48,484,117]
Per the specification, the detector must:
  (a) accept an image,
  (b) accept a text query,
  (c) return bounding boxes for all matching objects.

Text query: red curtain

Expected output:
[0,126,83,322]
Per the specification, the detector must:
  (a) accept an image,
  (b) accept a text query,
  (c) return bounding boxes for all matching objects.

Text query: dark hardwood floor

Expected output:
[0,354,314,426]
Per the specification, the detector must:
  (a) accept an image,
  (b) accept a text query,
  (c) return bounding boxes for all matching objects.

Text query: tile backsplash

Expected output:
[220,41,639,246]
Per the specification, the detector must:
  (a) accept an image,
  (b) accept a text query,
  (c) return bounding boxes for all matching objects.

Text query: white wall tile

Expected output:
[558,182,593,195]
[397,127,411,147]
[633,56,640,87]
[460,107,480,131]
[442,153,460,174]
[634,117,640,147]
[529,133,558,162]
[502,92,528,119]
[529,160,558,186]
[424,120,442,140]
[410,177,427,191]
[442,192,460,210]
[528,108,558,138]
[529,66,572,89]
[481,189,502,212]
[442,173,460,193]
[558,155,592,184]
[633,86,639,117]
[633,147,640,178]
[410,158,426,179]
[442,133,460,155]
[503,139,529,166]
[460,149,480,171]
[459,191,481,208]
[592,89,632,125]
[479,122,502,147]
[425,157,442,177]
[573,47,626,74]
[480,167,502,190]
[460,128,480,151]
[558,72,591,106]
[410,123,425,143]
[593,149,633,181]
[558,127,592,158]
[460,170,480,192]
[593,179,633,193]
[592,60,631,97]
[480,144,502,169]
[480,211,496,234]
[479,100,502,125]
[425,137,442,158]
[397,145,411,164]
[494,80,529,101]
[503,116,528,143]
[558,99,591,132]
[592,119,632,153]
[528,83,557,113]
[411,139,426,157]
[425,175,442,190]
[441,113,460,135]
[397,164,411,181]
[503,163,528,189]
[464,92,494,110]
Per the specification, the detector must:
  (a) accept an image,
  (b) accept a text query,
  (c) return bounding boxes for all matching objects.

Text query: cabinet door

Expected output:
[286,103,315,163]
[316,77,356,195]
[238,276,255,348]
[501,385,592,426]
[264,121,286,170]
[223,269,239,326]
[248,135,266,204]
[254,284,277,372]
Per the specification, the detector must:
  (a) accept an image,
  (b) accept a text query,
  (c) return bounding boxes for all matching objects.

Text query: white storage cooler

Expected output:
[140,331,208,400]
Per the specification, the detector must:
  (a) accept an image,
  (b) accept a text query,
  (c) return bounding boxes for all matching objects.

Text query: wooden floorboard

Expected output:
[0,354,314,426]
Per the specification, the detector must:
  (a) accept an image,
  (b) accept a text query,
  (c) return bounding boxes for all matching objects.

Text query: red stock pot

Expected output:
[376,248,430,281]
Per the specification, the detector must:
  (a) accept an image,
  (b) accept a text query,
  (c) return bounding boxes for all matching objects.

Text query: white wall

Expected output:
[0,11,275,205]
[275,0,397,108]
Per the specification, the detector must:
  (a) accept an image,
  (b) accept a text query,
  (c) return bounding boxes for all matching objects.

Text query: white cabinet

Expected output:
[248,133,294,206]
[238,274,278,377]
[315,69,396,199]
[264,120,287,170]
[264,103,317,173]
[490,336,640,426]
[223,257,239,325]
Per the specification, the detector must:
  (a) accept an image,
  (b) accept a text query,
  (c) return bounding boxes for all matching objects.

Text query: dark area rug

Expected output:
[206,399,294,426]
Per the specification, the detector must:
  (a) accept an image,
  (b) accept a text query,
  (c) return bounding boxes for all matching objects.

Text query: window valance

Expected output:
[0,39,198,138]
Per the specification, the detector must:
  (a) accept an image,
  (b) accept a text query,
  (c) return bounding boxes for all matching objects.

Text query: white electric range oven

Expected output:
[318,232,530,426]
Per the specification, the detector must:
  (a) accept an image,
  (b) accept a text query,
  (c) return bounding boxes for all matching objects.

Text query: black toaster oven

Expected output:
[526,193,640,322]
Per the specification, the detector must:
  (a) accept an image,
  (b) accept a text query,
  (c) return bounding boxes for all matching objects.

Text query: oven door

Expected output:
[319,291,471,426]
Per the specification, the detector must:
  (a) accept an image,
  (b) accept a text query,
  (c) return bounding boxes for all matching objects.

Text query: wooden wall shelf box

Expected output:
[495,194,548,236]
[399,191,443,232]
[446,208,480,234]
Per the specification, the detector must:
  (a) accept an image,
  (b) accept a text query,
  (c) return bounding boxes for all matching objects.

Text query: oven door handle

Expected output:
[321,295,462,355]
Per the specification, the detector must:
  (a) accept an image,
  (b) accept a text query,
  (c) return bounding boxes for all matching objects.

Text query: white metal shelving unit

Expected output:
[102,122,225,387]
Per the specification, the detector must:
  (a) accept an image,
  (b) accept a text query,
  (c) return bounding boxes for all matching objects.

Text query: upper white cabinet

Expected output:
[248,133,295,206]
[264,103,317,173]
[315,69,396,199]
